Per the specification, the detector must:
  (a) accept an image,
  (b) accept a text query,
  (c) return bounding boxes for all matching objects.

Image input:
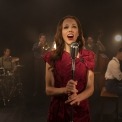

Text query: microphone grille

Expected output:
[70,42,79,59]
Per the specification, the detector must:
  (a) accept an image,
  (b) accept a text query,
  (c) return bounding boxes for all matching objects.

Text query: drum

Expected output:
[0,66,23,106]
[0,74,15,105]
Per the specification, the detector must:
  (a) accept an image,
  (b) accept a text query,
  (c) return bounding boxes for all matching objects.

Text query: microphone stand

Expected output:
[72,59,75,80]
[69,42,79,122]
[70,58,75,122]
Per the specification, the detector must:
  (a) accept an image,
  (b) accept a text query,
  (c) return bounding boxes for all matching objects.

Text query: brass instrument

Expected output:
[42,42,50,51]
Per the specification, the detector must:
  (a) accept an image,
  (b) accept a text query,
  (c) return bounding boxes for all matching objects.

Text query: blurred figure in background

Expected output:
[0,48,19,75]
[105,47,122,95]
[85,35,105,55]
[85,35,106,71]
[32,33,50,97]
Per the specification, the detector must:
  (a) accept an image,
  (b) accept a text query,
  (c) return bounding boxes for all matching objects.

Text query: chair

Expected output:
[99,73,119,122]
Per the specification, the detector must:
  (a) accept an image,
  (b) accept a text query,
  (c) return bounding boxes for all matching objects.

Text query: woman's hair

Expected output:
[118,47,122,52]
[50,15,83,67]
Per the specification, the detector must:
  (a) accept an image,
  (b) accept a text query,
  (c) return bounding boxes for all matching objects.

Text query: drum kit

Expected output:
[0,57,23,106]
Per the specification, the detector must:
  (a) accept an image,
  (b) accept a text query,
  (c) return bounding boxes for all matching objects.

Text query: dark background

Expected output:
[0,0,122,57]
[0,0,122,91]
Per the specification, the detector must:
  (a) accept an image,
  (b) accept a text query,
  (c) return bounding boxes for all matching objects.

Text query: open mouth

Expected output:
[67,34,74,39]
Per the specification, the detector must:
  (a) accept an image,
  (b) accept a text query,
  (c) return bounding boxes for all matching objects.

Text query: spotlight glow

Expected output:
[114,35,122,41]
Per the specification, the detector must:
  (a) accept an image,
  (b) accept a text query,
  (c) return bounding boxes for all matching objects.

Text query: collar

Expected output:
[112,57,119,63]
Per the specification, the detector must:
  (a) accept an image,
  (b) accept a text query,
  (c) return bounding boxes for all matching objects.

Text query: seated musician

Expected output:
[0,48,19,75]
[105,47,122,96]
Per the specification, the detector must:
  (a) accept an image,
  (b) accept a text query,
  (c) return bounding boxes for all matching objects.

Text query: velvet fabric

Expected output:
[44,49,95,122]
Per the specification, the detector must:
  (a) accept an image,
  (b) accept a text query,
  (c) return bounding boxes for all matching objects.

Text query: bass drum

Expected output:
[0,74,16,106]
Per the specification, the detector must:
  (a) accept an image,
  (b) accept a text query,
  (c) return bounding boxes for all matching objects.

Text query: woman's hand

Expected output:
[65,93,81,106]
[65,80,80,106]
[65,80,78,94]
[65,70,94,105]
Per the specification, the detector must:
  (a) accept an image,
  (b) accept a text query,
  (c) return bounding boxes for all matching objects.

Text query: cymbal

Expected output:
[12,57,19,62]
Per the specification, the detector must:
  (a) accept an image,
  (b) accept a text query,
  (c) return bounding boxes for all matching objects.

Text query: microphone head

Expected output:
[9,56,12,61]
[70,42,79,59]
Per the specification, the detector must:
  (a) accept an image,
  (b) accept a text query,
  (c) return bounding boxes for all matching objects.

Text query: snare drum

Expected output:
[0,67,5,76]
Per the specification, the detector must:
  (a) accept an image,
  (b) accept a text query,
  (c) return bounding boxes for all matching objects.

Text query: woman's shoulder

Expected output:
[80,49,95,57]
[43,50,54,63]
[79,49,95,70]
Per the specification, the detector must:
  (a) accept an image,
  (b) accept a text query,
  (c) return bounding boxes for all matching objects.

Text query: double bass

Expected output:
[96,30,109,73]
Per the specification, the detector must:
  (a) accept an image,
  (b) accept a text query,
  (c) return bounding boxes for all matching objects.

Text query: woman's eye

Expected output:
[72,26,77,28]
[63,26,68,29]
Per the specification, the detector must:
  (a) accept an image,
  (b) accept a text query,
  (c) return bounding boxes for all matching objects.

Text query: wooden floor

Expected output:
[0,91,122,122]
[0,94,50,122]
[0,65,122,122]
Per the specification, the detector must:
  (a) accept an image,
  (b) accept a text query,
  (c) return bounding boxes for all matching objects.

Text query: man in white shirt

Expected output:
[105,48,122,95]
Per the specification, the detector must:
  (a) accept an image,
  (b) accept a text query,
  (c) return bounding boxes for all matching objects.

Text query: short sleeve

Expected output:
[80,49,95,71]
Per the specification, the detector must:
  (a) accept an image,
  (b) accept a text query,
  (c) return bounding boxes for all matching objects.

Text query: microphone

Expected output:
[9,56,12,61]
[70,42,79,59]
[70,42,79,78]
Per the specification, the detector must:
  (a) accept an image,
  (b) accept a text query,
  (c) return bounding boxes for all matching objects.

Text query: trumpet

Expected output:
[42,42,50,51]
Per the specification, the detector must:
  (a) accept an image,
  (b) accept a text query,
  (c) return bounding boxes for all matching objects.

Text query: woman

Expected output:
[43,15,95,122]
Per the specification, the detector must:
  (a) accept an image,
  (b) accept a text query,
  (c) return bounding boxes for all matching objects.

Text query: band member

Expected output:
[105,47,122,96]
[85,35,106,71]
[85,35,106,54]
[32,33,50,96]
[0,48,19,75]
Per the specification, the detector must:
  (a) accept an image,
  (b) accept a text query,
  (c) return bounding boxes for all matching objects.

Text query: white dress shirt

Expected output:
[105,57,122,81]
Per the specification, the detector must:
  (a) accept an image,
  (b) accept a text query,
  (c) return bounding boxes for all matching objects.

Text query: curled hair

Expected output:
[50,15,83,67]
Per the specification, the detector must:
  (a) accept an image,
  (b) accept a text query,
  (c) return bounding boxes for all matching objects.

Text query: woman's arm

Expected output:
[45,62,66,95]
[65,70,94,105]
[45,62,78,96]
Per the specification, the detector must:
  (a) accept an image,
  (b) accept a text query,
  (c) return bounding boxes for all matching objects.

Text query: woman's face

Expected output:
[62,18,79,45]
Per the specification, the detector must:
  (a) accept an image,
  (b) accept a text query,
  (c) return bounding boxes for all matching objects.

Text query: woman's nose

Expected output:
[68,27,73,32]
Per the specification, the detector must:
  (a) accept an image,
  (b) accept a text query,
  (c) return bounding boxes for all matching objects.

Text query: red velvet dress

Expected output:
[44,49,95,122]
